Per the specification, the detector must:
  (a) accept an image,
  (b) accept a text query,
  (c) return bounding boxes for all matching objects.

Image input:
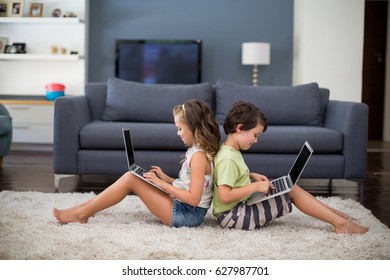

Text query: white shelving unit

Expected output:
[0,53,83,60]
[1,100,54,144]
[0,0,88,96]
[0,0,88,145]
[0,16,84,24]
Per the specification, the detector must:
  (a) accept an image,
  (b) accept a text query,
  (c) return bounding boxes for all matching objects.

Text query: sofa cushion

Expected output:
[80,120,185,150]
[246,126,343,153]
[102,77,214,122]
[215,80,323,126]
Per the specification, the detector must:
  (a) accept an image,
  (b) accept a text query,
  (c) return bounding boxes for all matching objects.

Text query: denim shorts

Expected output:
[171,199,208,228]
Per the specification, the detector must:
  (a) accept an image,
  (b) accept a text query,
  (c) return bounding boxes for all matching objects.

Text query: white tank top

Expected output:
[172,146,213,208]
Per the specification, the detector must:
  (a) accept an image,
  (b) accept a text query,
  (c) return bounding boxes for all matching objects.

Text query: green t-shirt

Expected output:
[212,144,251,216]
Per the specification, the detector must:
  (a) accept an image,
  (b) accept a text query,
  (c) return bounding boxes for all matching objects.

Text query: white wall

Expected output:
[293,0,365,102]
[294,0,390,141]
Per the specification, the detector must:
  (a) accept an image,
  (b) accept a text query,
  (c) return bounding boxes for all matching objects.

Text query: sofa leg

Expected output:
[357,179,365,204]
[345,179,365,204]
[54,174,79,191]
[327,179,333,195]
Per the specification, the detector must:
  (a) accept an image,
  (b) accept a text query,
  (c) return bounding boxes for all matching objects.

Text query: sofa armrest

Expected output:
[53,96,92,174]
[0,103,10,116]
[324,100,368,179]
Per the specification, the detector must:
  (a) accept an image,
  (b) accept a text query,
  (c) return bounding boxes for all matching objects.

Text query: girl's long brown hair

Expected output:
[173,99,221,161]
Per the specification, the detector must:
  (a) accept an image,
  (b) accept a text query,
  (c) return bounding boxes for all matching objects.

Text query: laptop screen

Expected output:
[123,129,136,168]
[289,142,313,185]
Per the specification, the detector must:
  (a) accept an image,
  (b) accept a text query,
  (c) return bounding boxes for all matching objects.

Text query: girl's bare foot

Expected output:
[53,208,89,224]
[63,200,96,218]
[335,219,368,234]
[66,199,92,211]
[330,207,355,221]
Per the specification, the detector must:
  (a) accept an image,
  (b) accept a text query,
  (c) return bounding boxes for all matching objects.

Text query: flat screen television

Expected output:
[115,39,202,84]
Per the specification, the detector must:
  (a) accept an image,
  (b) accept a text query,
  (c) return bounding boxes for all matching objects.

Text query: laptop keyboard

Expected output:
[134,166,147,176]
[269,178,289,195]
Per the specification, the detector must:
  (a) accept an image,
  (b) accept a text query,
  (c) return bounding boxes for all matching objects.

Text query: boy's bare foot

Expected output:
[53,208,89,224]
[335,219,368,234]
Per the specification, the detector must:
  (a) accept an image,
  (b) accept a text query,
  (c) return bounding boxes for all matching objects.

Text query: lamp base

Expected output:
[252,65,259,86]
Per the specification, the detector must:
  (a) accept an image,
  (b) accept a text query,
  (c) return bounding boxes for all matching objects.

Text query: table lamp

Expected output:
[242,42,270,86]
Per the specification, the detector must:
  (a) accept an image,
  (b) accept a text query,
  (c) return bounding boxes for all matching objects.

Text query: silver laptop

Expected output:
[247,141,313,205]
[122,128,168,194]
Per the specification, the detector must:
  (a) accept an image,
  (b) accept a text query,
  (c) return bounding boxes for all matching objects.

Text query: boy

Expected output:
[213,101,368,234]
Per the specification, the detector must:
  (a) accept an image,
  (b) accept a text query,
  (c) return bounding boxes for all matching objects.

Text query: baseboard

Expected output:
[10,143,53,152]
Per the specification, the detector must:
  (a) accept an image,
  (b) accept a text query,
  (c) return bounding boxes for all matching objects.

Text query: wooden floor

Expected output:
[1,141,389,228]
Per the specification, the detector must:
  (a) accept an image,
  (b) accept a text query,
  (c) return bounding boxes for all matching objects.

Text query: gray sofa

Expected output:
[53,78,368,188]
[0,103,12,167]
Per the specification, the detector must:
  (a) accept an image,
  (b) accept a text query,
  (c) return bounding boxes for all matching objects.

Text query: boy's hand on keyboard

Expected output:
[256,180,274,194]
[267,182,275,195]
[250,173,269,182]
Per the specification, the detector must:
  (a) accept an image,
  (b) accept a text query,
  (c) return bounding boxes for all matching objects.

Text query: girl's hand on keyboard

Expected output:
[143,171,162,186]
[149,165,171,183]
[149,165,164,176]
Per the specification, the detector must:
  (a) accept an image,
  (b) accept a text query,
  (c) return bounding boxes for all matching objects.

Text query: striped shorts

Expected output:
[216,193,292,230]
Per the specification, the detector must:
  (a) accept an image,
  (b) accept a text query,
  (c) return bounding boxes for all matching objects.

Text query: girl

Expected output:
[213,100,368,234]
[53,99,221,228]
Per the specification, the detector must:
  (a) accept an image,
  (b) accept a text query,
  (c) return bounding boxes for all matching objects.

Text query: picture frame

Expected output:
[0,37,8,53]
[12,42,26,53]
[0,2,7,17]
[4,44,17,54]
[29,3,42,17]
[52,8,61,17]
[7,1,24,17]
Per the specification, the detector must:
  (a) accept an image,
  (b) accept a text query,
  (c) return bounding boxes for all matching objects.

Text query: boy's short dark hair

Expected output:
[223,101,268,134]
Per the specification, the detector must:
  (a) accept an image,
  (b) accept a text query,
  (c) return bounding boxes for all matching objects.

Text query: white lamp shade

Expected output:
[242,42,271,65]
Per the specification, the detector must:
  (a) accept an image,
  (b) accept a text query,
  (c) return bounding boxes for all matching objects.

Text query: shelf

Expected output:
[0,17,84,24]
[0,54,84,61]
[0,99,53,105]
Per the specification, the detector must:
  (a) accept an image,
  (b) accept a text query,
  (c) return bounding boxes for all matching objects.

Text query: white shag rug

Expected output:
[0,190,389,260]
